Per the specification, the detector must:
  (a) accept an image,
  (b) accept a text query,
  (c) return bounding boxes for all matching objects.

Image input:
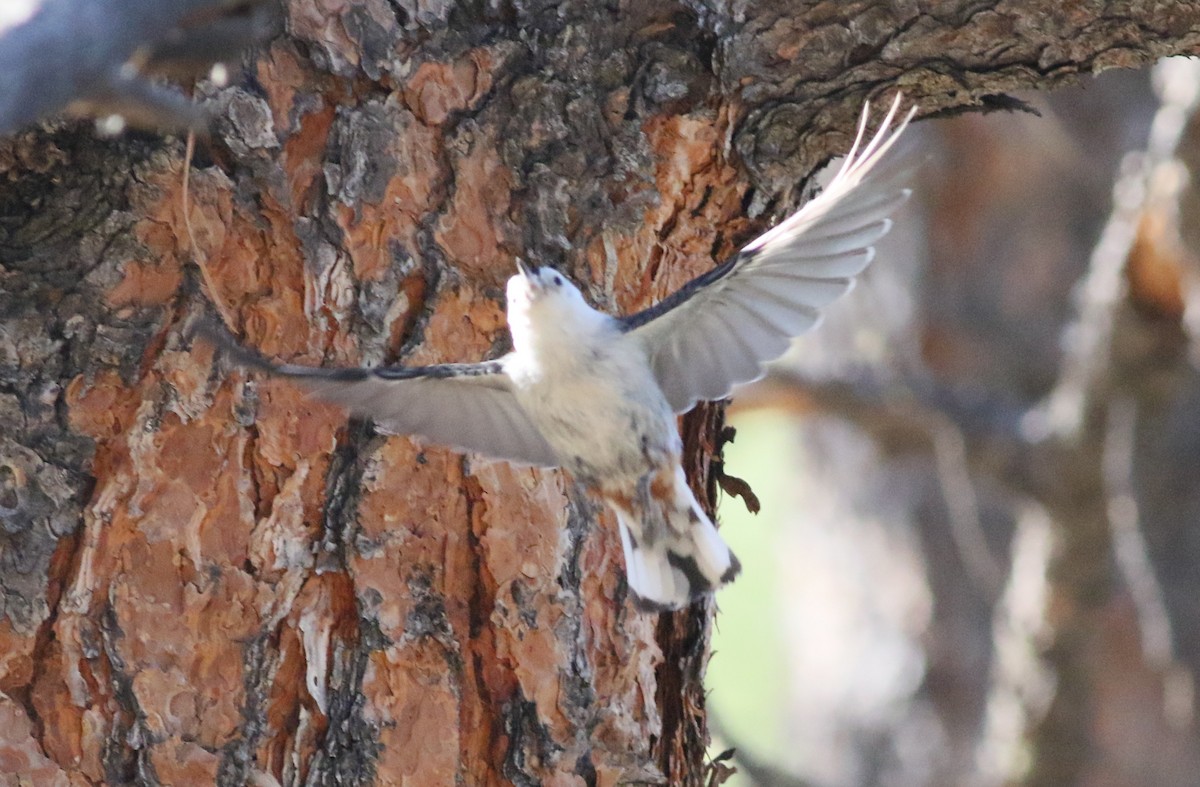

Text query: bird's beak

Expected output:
[515,257,535,278]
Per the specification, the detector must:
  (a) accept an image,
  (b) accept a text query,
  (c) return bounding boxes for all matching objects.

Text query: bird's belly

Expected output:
[525,372,677,487]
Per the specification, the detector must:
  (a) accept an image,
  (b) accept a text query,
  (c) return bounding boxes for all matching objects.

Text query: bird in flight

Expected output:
[201,95,916,611]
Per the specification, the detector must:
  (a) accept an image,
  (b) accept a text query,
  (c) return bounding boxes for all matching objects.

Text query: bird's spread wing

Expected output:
[198,323,560,468]
[620,95,917,413]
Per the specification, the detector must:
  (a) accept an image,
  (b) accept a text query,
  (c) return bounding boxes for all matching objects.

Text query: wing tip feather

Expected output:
[630,93,918,413]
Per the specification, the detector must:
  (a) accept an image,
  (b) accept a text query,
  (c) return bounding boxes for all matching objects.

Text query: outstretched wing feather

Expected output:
[198,323,560,467]
[278,369,559,467]
[621,95,917,413]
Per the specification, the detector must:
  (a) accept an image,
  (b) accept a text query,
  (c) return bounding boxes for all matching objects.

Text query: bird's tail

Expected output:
[609,467,741,611]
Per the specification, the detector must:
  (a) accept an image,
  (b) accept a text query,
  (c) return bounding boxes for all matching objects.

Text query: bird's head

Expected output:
[505,259,605,353]
[506,259,588,316]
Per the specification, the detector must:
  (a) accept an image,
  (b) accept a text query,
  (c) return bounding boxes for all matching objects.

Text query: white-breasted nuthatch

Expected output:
[203,95,916,611]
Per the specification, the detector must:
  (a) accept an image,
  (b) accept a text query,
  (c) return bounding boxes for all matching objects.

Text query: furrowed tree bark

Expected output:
[0,2,1198,786]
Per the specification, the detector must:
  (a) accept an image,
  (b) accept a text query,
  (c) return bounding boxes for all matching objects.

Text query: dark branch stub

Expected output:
[0,0,282,136]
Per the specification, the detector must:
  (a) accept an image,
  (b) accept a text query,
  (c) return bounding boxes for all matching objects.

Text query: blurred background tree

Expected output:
[710,60,1200,787]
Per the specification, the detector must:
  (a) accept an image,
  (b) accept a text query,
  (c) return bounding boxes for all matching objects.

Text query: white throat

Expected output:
[509,294,610,356]
[506,271,615,367]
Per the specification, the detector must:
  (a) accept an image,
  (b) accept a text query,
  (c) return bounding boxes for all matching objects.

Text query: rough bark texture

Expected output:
[0,2,1198,786]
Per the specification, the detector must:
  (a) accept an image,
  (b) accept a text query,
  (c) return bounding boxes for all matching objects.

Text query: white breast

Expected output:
[507,327,677,486]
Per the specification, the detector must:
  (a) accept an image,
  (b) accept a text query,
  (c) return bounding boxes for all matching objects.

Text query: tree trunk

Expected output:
[0,2,1198,785]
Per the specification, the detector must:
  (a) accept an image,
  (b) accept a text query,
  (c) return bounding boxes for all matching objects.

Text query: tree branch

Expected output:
[0,0,279,134]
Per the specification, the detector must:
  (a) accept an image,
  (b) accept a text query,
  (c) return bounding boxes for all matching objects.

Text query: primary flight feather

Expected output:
[202,95,917,611]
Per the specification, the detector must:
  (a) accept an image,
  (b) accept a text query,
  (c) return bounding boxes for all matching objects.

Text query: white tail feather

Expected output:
[611,469,741,610]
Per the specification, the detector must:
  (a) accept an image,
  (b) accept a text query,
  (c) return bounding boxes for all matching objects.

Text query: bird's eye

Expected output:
[553,275,563,286]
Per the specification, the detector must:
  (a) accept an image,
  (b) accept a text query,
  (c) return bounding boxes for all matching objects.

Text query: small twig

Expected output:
[930,418,1005,599]
[708,715,816,787]
[1101,396,1192,728]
